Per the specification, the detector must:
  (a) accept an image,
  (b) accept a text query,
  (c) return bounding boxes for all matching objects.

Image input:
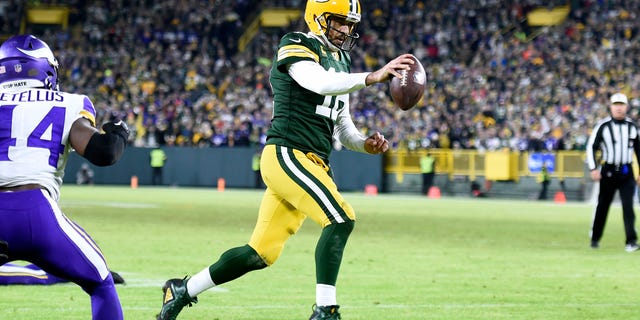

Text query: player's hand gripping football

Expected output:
[364,132,389,154]
[365,53,415,85]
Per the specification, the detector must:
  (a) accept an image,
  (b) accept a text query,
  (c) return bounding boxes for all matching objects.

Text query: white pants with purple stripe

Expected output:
[0,188,123,319]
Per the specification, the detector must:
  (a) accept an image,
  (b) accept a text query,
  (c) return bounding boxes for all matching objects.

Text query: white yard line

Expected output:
[60,200,159,209]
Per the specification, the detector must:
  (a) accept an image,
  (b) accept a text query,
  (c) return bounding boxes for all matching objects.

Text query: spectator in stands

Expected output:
[13,0,640,151]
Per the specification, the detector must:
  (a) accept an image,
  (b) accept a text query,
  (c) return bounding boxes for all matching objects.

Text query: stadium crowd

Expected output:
[5,0,640,152]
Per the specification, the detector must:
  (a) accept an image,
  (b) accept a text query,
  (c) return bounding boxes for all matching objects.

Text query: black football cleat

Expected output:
[157,277,197,320]
[110,271,125,285]
[309,304,341,320]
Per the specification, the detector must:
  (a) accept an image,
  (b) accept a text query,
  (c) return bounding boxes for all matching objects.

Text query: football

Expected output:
[389,55,426,111]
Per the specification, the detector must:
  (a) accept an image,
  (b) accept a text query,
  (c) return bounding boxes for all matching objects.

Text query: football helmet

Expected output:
[304,0,361,51]
[0,34,59,91]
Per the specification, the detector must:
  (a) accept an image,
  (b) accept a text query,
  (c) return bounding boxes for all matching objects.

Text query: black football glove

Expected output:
[84,120,129,166]
[102,120,130,141]
[0,240,8,265]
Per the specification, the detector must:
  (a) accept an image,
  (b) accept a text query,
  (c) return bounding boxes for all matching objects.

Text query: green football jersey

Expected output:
[266,31,353,161]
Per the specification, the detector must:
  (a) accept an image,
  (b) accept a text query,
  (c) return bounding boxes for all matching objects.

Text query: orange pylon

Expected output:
[364,184,378,196]
[427,186,441,199]
[554,191,566,204]
[130,176,138,189]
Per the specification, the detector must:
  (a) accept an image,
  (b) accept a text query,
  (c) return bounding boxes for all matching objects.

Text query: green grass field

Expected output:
[1,185,639,320]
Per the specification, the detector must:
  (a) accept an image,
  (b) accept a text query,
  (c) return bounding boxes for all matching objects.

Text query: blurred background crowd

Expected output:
[2,0,640,152]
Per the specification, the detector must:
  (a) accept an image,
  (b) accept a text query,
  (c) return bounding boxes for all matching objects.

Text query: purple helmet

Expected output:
[0,34,59,90]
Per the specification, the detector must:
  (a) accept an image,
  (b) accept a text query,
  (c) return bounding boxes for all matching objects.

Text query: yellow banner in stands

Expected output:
[527,5,569,26]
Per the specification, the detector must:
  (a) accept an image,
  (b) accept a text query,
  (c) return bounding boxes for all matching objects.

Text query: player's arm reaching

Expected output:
[288,60,392,154]
[287,53,414,95]
[69,118,129,167]
[286,52,405,155]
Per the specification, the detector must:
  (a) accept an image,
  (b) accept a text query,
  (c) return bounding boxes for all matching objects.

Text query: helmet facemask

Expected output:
[316,13,360,52]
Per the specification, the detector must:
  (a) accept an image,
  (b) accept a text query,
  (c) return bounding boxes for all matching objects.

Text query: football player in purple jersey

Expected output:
[0,35,129,320]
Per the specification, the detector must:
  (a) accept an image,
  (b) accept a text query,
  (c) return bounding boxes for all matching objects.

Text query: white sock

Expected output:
[186,267,215,297]
[316,284,337,306]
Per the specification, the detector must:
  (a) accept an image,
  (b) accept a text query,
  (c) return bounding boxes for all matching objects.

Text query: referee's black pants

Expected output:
[591,165,638,245]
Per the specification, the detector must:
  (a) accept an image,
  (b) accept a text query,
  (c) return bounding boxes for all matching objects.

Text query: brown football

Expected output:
[389,55,426,111]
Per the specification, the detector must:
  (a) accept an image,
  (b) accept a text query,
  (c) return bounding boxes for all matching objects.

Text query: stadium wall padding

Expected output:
[63,147,384,191]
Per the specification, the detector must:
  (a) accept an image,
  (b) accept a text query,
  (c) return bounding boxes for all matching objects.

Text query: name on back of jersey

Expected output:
[0,90,64,103]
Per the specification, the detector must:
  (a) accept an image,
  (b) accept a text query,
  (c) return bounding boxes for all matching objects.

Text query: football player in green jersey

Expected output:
[157,0,415,319]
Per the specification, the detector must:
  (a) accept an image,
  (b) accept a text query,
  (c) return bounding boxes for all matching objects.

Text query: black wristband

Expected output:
[84,130,126,166]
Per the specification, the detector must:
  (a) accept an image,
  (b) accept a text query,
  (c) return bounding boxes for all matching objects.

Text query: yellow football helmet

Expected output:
[304,0,361,51]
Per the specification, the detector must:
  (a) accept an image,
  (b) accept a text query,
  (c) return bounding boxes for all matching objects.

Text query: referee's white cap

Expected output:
[610,93,628,105]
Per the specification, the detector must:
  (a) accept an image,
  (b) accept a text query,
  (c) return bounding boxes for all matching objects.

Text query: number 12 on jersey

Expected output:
[315,95,346,121]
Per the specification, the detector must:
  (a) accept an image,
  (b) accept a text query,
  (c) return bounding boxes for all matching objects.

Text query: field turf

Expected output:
[1,185,639,319]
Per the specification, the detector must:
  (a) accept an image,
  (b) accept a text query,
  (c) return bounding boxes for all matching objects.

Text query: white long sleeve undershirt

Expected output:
[334,110,367,153]
[288,61,369,153]
[288,60,369,95]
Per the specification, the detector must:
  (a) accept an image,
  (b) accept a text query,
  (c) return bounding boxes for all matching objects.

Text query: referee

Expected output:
[586,93,640,252]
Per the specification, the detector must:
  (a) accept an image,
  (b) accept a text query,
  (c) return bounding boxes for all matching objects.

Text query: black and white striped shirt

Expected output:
[586,116,640,170]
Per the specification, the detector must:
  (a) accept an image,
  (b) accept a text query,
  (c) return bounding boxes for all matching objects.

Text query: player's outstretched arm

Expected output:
[69,118,129,167]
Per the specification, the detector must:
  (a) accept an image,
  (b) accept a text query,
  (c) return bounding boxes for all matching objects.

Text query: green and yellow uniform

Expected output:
[249,32,358,271]
[156,1,376,318]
